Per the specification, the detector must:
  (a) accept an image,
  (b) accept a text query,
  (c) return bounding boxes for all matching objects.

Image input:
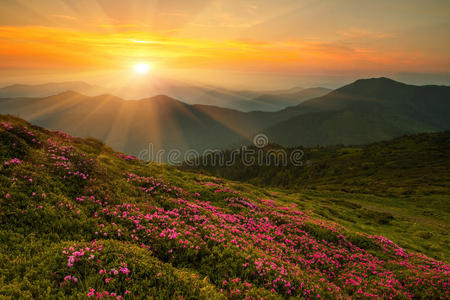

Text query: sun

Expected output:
[133,63,151,75]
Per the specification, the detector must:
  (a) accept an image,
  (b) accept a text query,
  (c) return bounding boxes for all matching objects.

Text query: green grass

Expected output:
[182,131,450,197]
[206,177,450,262]
[270,189,450,262]
[181,132,450,262]
[0,114,449,299]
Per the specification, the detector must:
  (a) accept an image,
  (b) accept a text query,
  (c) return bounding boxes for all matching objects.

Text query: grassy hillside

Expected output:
[182,132,450,196]
[0,114,449,299]
[182,132,450,262]
[264,109,410,146]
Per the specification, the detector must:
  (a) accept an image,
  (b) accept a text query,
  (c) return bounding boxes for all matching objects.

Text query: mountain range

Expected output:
[0,79,330,112]
[245,87,331,111]
[264,77,450,146]
[0,77,449,158]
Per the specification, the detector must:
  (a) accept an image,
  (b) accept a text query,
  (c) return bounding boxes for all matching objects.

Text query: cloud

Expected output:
[0,25,445,73]
[51,14,78,21]
[337,28,394,40]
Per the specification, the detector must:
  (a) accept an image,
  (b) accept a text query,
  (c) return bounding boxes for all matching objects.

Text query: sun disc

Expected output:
[133,63,151,75]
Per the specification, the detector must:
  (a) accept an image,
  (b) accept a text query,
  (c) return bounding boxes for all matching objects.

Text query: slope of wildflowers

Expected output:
[0,115,448,299]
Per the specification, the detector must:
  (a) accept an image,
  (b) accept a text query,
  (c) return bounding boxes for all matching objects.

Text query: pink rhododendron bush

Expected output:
[0,115,448,299]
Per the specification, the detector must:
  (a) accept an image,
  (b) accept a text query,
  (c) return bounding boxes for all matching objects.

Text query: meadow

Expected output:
[0,114,448,299]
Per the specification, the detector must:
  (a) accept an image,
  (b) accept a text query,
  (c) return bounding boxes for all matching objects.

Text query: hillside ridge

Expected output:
[0,114,449,298]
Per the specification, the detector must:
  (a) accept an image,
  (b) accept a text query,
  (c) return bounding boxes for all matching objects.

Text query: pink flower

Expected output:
[4,158,22,165]
[87,289,95,297]
[5,193,10,199]
[67,256,75,268]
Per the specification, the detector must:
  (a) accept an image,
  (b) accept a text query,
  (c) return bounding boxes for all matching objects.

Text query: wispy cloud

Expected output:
[337,28,394,40]
[0,25,444,73]
[51,14,78,21]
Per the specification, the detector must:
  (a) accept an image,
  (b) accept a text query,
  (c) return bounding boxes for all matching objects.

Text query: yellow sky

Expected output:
[0,0,449,88]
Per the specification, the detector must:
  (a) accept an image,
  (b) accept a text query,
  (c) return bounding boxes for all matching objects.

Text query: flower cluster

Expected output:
[116,153,138,160]
[83,175,449,298]
[1,118,448,299]
[3,158,22,166]
[45,138,94,181]
[87,288,125,299]
[62,241,130,299]
[62,275,78,284]
[1,122,14,130]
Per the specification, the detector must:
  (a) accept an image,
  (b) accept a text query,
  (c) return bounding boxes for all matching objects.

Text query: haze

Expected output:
[1,0,449,89]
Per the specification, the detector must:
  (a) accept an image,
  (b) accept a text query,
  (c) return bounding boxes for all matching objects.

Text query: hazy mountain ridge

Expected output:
[1,77,449,156]
[0,92,266,156]
[0,80,331,112]
[262,78,450,146]
[0,81,104,98]
[248,87,332,112]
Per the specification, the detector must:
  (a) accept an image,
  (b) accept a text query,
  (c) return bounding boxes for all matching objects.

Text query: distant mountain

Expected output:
[0,79,329,112]
[263,78,450,146]
[262,85,305,94]
[246,87,332,112]
[103,84,331,112]
[0,81,103,98]
[104,78,264,111]
[1,77,448,156]
[0,92,276,157]
[100,79,329,112]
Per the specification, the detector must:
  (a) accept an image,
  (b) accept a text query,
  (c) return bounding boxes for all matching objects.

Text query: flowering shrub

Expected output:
[0,115,448,299]
[3,158,22,166]
[116,153,138,161]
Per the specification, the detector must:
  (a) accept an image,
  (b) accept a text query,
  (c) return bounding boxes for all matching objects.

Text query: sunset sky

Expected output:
[1,0,449,89]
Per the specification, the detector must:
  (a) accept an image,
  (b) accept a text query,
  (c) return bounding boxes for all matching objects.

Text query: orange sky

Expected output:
[0,0,449,88]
